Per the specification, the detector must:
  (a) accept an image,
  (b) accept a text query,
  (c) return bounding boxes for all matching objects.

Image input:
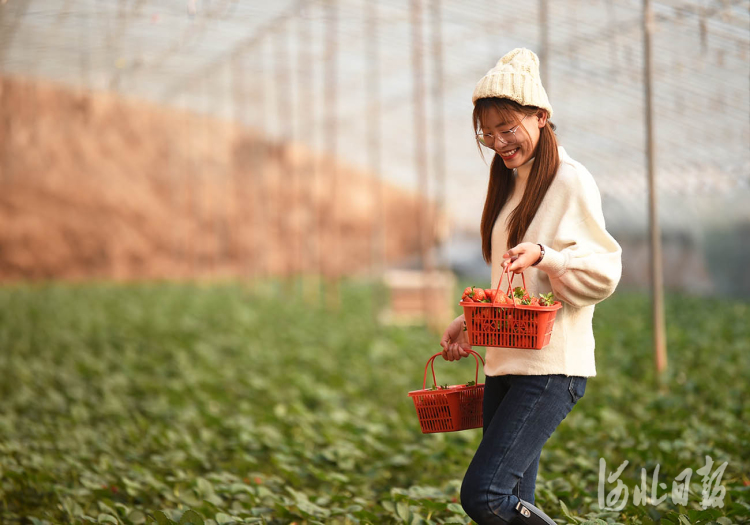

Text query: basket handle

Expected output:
[489,265,526,308]
[503,264,527,304]
[422,349,485,390]
[490,267,509,307]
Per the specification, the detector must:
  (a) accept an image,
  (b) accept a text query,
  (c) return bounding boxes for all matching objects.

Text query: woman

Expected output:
[440,48,622,524]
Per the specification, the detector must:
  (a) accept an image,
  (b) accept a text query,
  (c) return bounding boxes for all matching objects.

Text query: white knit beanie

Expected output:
[472,48,553,119]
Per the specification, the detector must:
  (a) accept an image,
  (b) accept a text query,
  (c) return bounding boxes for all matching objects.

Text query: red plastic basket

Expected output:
[460,267,562,350]
[408,350,485,434]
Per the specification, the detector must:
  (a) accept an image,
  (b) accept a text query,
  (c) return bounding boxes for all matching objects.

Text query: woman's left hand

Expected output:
[502,242,542,273]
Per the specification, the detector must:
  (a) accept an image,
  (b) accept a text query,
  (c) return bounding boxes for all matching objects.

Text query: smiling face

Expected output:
[475,101,548,170]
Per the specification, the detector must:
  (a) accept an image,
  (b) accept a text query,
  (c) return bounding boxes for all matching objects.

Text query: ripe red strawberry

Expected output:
[472,288,487,302]
[484,289,498,303]
[462,286,479,302]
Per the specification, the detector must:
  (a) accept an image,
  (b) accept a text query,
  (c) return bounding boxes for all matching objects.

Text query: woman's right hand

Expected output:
[440,314,472,361]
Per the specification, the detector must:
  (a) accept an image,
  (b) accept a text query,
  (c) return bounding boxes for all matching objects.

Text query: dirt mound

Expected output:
[0,75,441,282]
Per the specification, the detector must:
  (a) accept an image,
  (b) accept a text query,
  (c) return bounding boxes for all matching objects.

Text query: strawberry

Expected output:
[462,285,488,302]
[471,288,487,302]
[530,297,540,306]
[462,286,480,302]
[484,289,498,303]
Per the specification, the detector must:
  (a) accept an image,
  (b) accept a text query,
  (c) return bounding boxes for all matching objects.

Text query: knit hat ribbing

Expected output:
[472,48,553,119]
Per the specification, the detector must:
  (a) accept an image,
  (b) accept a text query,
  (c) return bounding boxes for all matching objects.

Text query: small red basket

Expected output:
[408,350,485,434]
[460,267,562,350]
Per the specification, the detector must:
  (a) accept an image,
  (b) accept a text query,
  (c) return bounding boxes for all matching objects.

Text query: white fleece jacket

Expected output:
[485,146,622,378]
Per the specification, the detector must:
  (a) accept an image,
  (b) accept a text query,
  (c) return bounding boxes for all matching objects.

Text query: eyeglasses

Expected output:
[475,114,529,149]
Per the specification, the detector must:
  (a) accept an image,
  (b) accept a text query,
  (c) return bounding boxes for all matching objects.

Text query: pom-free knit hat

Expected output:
[472,48,553,118]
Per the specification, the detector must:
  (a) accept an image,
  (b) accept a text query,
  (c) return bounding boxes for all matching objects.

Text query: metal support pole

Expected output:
[430,0,446,270]
[366,0,385,318]
[643,0,668,379]
[274,20,295,293]
[324,0,340,309]
[221,61,233,276]
[187,92,198,277]
[539,0,549,94]
[200,75,217,277]
[230,51,247,279]
[411,0,432,322]
[258,35,270,288]
[299,3,321,305]
[178,93,188,278]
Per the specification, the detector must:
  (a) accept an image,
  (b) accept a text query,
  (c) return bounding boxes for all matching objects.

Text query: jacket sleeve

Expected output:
[534,170,622,308]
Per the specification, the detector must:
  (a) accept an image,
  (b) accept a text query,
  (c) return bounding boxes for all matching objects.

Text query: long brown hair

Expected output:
[473,98,560,264]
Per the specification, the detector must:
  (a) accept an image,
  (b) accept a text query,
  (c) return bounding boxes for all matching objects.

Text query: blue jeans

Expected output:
[460,374,587,524]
